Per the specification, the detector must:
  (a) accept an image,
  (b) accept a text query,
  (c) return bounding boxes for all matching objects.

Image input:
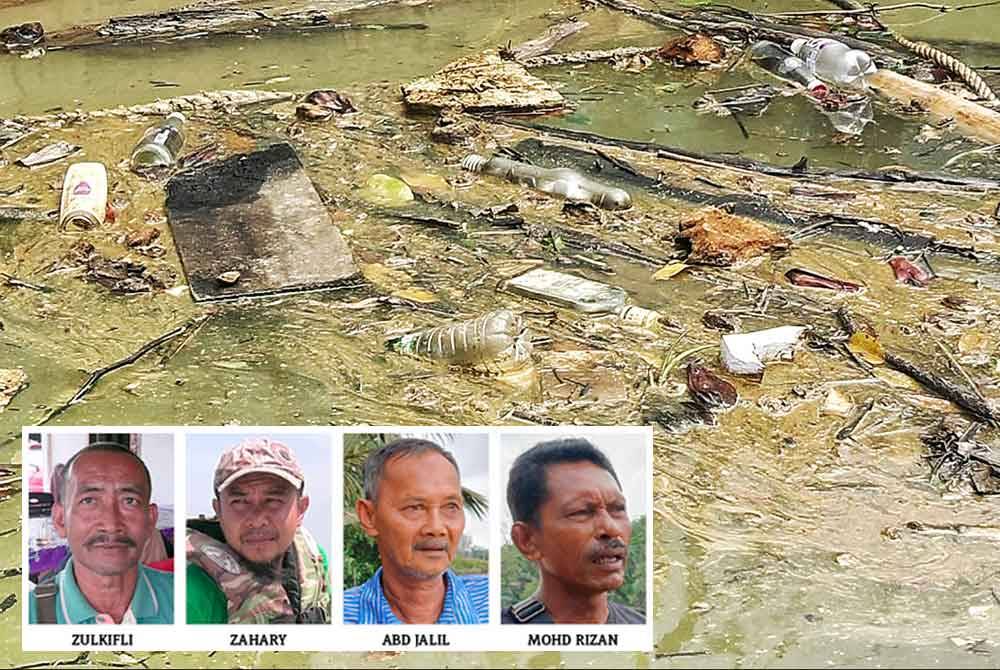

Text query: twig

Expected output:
[157,312,213,366]
[942,144,1000,168]
[838,307,998,425]
[13,653,90,670]
[522,46,659,68]
[35,316,209,426]
[767,1,1000,17]
[508,18,590,61]
[1,273,52,293]
[836,398,876,440]
[933,337,987,403]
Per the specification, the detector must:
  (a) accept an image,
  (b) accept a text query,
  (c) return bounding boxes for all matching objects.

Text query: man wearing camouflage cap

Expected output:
[186,437,330,624]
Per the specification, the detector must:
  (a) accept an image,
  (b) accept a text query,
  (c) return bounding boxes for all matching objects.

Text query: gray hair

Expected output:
[61,444,152,504]
[363,438,460,500]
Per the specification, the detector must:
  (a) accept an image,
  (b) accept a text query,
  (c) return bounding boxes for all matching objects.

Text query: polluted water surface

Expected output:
[1,0,1000,667]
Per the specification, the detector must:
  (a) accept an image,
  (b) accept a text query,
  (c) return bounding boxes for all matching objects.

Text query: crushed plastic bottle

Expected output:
[130,112,186,171]
[816,94,874,135]
[388,309,533,371]
[462,154,632,210]
[790,38,876,88]
[750,41,828,98]
[503,268,662,327]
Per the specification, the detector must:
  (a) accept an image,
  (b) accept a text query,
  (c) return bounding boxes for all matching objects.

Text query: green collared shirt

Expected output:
[29,558,174,624]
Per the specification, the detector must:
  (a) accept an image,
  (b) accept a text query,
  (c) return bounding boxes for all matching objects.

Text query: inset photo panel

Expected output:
[343,431,490,625]
[500,431,649,625]
[185,432,332,624]
[25,431,176,625]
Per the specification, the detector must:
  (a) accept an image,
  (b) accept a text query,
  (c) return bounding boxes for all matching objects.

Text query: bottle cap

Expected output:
[166,111,186,124]
[790,38,806,55]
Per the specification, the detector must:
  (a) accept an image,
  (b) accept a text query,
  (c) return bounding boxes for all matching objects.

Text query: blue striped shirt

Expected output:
[344,567,489,624]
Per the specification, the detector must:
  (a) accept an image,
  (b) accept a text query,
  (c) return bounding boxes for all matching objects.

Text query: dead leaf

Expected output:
[653,262,689,280]
[957,330,988,354]
[678,207,789,266]
[873,368,922,391]
[361,263,411,291]
[658,34,725,65]
[391,287,438,303]
[847,332,885,365]
[400,172,451,193]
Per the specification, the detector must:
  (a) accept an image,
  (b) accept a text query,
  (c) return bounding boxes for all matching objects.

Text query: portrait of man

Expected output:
[503,437,646,624]
[344,437,489,624]
[186,436,331,624]
[28,443,173,624]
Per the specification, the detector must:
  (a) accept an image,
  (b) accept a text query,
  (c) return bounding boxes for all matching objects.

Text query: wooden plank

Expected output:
[868,69,1000,144]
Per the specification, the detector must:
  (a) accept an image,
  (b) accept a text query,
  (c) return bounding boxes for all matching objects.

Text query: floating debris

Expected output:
[216,271,241,285]
[785,268,862,292]
[686,360,738,409]
[658,33,724,66]
[821,388,855,418]
[387,309,532,372]
[0,369,28,410]
[402,50,565,114]
[361,174,414,206]
[16,141,80,168]
[295,89,357,122]
[721,326,807,376]
[0,120,32,150]
[678,207,790,266]
[888,256,933,287]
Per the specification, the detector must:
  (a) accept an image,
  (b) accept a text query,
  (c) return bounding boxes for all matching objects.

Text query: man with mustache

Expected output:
[503,438,645,624]
[186,437,330,624]
[344,438,488,624]
[28,444,173,624]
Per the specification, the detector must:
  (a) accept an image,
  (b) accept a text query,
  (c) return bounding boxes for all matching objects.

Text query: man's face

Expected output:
[519,461,631,595]
[213,473,309,565]
[358,451,465,580]
[53,450,157,579]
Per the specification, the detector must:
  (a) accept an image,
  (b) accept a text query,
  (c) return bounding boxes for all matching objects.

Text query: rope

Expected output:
[871,7,999,104]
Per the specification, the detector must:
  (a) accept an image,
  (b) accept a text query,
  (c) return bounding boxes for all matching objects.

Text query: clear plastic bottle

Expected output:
[388,309,533,371]
[503,268,663,327]
[817,95,873,135]
[790,38,876,88]
[750,41,828,98]
[130,112,186,170]
[462,154,632,210]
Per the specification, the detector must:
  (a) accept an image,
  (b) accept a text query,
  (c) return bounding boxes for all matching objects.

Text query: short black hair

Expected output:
[61,443,152,504]
[363,437,460,501]
[507,437,622,526]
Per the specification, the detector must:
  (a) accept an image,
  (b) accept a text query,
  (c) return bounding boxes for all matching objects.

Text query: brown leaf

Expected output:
[652,262,689,280]
[785,268,861,292]
[658,34,724,65]
[847,332,885,365]
[678,207,789,266]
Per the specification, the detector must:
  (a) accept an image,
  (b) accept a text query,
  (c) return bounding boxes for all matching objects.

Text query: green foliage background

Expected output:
[500,515,647,612]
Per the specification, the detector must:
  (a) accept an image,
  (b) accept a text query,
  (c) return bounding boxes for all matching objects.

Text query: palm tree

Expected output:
[343,433,488,520]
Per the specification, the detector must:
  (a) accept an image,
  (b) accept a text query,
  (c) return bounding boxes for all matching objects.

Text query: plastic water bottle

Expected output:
[750,41,828,98]
[502,268,663,327]
[462,154,632,210]
[387,309,533,371]
[130,112,186,170]
[790,38,876,88]
[817,95,873,135]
